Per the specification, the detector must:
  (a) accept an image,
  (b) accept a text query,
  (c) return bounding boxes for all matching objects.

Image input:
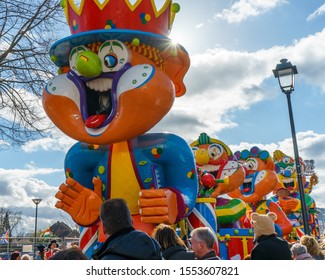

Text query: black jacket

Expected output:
[92,227,163,260]
[251,234,292,260]
[198,250,220,260]
[162,245,196,260]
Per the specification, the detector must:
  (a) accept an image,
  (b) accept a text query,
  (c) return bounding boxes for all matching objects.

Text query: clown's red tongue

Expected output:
[85,114,107,128]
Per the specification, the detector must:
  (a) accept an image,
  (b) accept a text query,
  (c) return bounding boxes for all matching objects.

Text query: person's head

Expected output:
[100,198,133,236]
[49,247,88,260]
[21,254,31,260]
[291,243,308,258]
[70,241,79,247]
[48,239,59,250]
[250,212,277,239]
[37,244,46,253]
[152,224,185,250]
[190,227,216,258]
[300,235,320,257]
[10,251,21,260]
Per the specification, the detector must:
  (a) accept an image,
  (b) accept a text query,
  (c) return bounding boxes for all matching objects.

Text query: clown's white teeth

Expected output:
[244,177,253,183]
[86,78,112,92]
[283,178,294,183]
[202,164,220,172]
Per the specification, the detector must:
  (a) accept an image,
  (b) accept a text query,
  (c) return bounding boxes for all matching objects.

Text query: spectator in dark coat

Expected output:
[92,198,163,260]
[250,212,292,260]
[152,223,195,260]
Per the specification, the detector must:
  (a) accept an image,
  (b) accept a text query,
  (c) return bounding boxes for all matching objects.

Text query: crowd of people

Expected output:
[7,239,86,260]
[3,198,325,261]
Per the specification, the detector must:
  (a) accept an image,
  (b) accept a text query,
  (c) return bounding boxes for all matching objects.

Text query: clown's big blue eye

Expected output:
[98,40,130,73]
[104,54,118,68]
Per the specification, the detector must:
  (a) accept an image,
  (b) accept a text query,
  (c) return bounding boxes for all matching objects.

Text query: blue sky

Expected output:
[1,0,325,234]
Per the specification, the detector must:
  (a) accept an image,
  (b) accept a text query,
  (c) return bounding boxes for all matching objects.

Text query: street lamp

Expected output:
[32,198,42,247]
[272,58,310,235]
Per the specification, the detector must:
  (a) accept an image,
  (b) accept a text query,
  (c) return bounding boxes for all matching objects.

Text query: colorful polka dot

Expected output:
[98,166,105,174]
[139,161,148,166]
[65,168,73,178]
[187,169,195,179]
[105,19,116,29]
[88,144,99,150]
[144,14,151,21]
[72,20,78,31]
[144,178,152,183]
[132,38,140,46]
[151,147,163,159]
[140,13,151,24]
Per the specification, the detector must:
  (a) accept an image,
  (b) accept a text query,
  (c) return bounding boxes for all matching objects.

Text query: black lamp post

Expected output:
[272,58,310,235]
[32,198,42,252]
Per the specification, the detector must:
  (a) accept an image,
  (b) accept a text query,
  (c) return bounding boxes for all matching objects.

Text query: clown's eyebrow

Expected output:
[70,46,87,59]
[100,41,124,51]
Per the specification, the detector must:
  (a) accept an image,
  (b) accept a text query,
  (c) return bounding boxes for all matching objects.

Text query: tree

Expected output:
[0,0,65,147]
[0,207,22,235]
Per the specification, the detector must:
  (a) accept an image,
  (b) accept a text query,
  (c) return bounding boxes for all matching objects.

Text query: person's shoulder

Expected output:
[132,230,160,244]
[206,256,221,260]
[163,246,195,260]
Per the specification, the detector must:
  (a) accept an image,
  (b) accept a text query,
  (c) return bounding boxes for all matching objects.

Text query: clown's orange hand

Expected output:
[55,177,103,226]
[278,197,300,214]
[138,189,178,225]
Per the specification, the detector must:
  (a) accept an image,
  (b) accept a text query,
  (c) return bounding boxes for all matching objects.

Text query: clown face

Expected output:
[229,147,279,204]
[273,150,307,194]
[43,40,189,144]
[191,134,245,197]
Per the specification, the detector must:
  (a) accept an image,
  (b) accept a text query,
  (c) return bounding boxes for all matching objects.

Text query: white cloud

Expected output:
[22,127,76,153]
[150,27,325,142]
[307,3,325,21]
[215,0,288,23]
[0,164,71,234]
[195,23,204,29]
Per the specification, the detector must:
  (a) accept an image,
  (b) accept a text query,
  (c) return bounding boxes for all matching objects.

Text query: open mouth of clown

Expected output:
[283,178,295,192]
[241,177,254,195]
[200,165,219,178]
[84,78,113,127]
[67,70,120,134]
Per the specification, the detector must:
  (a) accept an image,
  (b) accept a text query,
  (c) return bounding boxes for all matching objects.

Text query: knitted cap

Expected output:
[251,212,277,239]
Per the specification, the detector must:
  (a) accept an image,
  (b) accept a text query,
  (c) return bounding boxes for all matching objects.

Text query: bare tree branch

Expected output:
[0,0,66,147]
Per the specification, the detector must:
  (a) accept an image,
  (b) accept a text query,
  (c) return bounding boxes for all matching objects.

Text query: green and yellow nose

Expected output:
[75,51,102,78]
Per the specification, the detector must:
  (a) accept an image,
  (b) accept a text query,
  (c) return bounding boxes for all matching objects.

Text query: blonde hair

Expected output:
[21,254,31,260]
[300,235,320,256]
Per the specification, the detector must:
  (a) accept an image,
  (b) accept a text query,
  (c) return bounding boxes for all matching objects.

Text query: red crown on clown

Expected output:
[62,0,180,36]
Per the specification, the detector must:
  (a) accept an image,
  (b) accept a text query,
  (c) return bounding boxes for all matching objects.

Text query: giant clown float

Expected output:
[228,147,292,236]
[270,150,320,239]
[41,0,321,260]
[42,0,199,258]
